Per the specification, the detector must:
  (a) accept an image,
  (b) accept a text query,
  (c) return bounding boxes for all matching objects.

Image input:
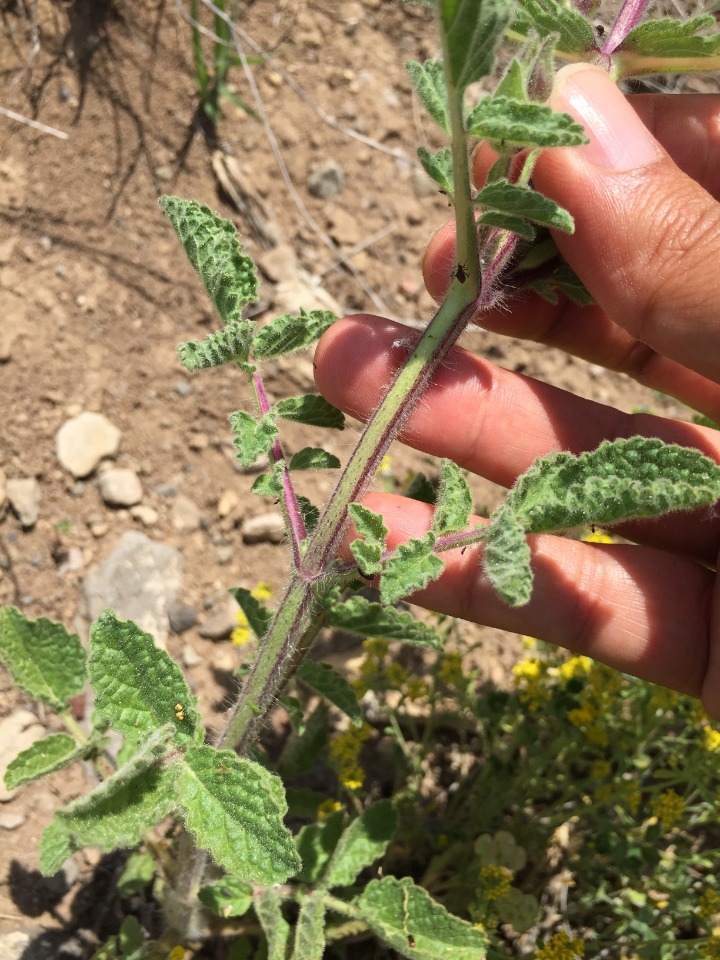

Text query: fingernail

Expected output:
[551,64,662,172]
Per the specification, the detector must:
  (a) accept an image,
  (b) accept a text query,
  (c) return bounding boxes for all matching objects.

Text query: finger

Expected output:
[535,64,720,383]
[314,315,720,562]
[347,492,716,706]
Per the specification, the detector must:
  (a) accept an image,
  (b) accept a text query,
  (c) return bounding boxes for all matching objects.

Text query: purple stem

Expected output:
[252,371,307,567]
[600,0,651,55]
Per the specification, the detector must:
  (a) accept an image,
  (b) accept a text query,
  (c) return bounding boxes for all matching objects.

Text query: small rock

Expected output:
[308,160,345,199]
[6,477,41,528]
[130,504,158,526]
[241,512,285,544]
[167,601,198,635]
[0,709,45,801]
[175,380,192,397]
[0,931,31,960]
[216,545,234,565]
[90,522,109,538]
[0,812,25,830]
[217,489,239,518]
[199,594,240,641]
[56,412,121,478]
[182,643,203,667]
[99,468,143,507]
[155,164,173,182]
[171,494,203,533]
[257,244,298,284]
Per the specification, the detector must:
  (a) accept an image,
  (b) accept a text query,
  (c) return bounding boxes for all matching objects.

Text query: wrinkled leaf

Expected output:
[252,309,337,360]
[4,733,85,790]
[177,320,254,372]
[323,594,442,649]
[324,800,396,889]
[381,533,445,605]
[289,447,341,471]
[229,410,278,469]
[297,661,362,727]
[274,395,345,430]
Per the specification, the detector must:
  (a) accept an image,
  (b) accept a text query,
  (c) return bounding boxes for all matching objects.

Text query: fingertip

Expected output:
[421,220,456,301]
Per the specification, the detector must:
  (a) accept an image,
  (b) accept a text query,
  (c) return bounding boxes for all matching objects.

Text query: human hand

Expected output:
[314,64,720,713]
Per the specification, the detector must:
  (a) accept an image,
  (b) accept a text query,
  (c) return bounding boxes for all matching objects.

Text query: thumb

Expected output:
[535,63,720,384]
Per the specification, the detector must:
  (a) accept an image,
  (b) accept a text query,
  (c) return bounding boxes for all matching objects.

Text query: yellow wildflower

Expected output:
[378,454,393,475]
[557,656,592,681]
[478,864,512,902]
[329,722,372,792]
[651,789,686,831]
[167,949,187,960]
[582,528,614,544]
[438,651,464,688]
[251,581,273,602]
[512,657,542,682]
[521,635,538,649]
[230,610,251,646]
[405,676,430,701]
[536,930,585,960]
[316,798,343,821]
[568,704,596,728]
[703,726,720,752]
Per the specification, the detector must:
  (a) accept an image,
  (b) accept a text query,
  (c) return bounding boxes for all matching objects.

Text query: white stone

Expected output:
[171,494,202,533]
[0,710,45,801]
[56,412,121,478]
[0,812,25,830]
[99,468,143,507]
[6,477,40,528]
[130,504,159,526]
[217,489,239,518]
[241,512,285,544]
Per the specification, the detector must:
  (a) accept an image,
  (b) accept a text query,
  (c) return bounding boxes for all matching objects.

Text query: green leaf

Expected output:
[529,263,594,306]
[295,811,345,884]
[323,595,442,650]
[117,916,144,957]
[252,309,337,360]
[199,876,253,918]
[405,471,437,505]
[4,733,84,790]
[289,447,341,471]
[348,503,389,576]
[89,611,202,747]
[381,533,445,605]
[116,850,156,897]
[298,495,320,534]
[274,395,345,430]
[467,96,587,149]
[406,60,450,132]
[440,0,514,90]
[39,818,73,876]
[297,661,362,727]
[177,320,255,372]
[252,470,283,498]
[229,587,272,641]
[483,505,533,607]
[255,889,292,960]
[432,460,473,535]
[476,179,574,232]
[507,437,720,534]
[324,800,396,889]
[620,16,720,58]
[178,746,300,884]
[512,0,595,55]
[292,896,326,960]
[495,58,526,100]
[0,607,86,711]
[478,210,536,240]
[159,197,258,325]
[229,410,279,469]
[355,876,489,959]
[417,147,454,195]
[279,703,329,779]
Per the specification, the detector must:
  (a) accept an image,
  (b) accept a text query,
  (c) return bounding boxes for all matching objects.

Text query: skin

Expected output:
[313,65,720,716]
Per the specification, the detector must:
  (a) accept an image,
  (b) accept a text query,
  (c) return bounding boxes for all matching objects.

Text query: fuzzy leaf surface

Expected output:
[348,503,389,575]
[478,211,536,240]
[159,197,257,325]
[528,264,594,306]
[406,60,450,132]
[89,612,201,746]
[255,889,292,960]
[289,447,341,471]
[252,469,283,499]
[229,410,279,469]
[440,0,514,90]
[355,876,489,958]
[4,733,85,790]
[323,594,442,649]
[198,877,253,918]
[476,180,574,232]
[483,506,533,607]
[417,147,454,195]
[295,811,345,883]
[229,587,272,641]
[620,15,720,57]
[324,800,396,889]
[297,660,362,727]
[177,320,254,372]
[381,533,444,605]
[513,0,595,54]
[178,746,300,883]
[508,438,720,533]
[116,851,156,897]
[0,607,86,711]
[432,460,473,535]
[467,96,587,148]
[292,896,326,960]
[39,819,73,876]
[252,309,337,360]
[274,394,345,430]
[279,703,329,779]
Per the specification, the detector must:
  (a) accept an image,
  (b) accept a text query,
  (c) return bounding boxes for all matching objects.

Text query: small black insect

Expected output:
[407,935,416,949]
[460,546,467,556]
[454,261,467,284]
[595,23,605,35]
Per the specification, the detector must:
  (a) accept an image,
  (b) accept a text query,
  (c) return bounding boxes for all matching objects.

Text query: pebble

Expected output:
[199,594,241,641]
[182,643,203,667]
[174,380,193,397]
[0,710,45,801]
[6,477,40,528]
[56,412,121,478]
[215,545,234,565]
[241,512,285,544]
[217,489,239,518]
[257,243,298,284]
[0,812,25,830]
[167,601,198,635]
[99,467,143,507]
[171,494,203,533]
[308,160,345,199]
[84,531,183,649]
[130,504,158,526]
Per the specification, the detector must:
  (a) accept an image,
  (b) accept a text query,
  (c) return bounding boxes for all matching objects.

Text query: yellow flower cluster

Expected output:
[556,656,592,681]
[316,798,343,821]
[437,651,464,688]
[512,656,549,712]
[650,789,686,831]
[353,637,390,696]
[478,863,512,902]
[536,930,585,960]
[231,582,273,646]
[405,676,430,701]
[329,722,372,792]
[699,888,720,920]
[702,725,720,752]
[566,661,623,747]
